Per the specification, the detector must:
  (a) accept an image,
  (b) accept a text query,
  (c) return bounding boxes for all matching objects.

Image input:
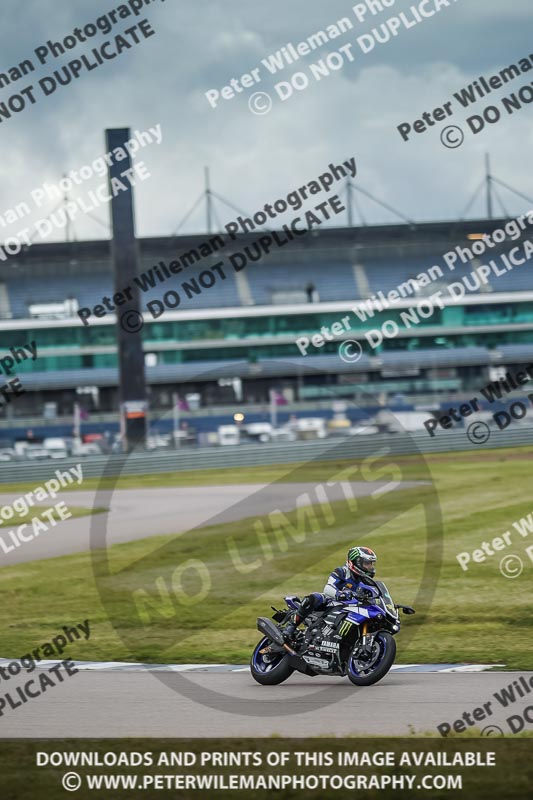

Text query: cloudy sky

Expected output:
[1,0,532,243]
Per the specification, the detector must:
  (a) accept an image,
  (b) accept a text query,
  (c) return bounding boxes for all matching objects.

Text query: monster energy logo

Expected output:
[339,620,352,636]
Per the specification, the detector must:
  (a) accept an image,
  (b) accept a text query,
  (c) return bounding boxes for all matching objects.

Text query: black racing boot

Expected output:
[284,614,301,640]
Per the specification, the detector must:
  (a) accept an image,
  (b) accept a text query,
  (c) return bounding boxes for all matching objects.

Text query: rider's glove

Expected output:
[337,590,354,601]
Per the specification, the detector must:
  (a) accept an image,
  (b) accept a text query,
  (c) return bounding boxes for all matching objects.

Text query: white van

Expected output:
[243,423,273,443]
[287,417,328,440]
[43,438,69,459]
[217,425,240,446]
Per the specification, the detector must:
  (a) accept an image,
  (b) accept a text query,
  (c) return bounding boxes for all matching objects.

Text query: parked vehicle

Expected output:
[286,417,328,440]
[43,438,69,459]
[71,440,102,457]
[25,446,51,461]
[217,425,240,446]
[242,423,273,443]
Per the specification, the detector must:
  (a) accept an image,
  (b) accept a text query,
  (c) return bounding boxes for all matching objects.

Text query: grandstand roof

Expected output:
[0,215,521,277]
[2,216,530,320]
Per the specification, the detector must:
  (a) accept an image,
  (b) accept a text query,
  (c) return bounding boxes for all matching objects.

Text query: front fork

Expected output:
[357,622,377,657]
[360,621,368,645]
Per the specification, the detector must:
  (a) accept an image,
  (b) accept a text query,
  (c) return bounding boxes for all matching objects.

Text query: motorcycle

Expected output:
[251,576,415,687]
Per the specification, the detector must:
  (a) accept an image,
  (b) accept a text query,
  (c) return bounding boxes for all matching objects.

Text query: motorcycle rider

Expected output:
[284,546,377,640]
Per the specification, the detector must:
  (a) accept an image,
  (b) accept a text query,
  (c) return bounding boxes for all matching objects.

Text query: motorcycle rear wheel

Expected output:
[347,631,396,686]
[250,636,294,685]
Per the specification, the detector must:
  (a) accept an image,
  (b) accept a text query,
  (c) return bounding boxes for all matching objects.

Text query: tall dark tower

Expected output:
[105,127,147,452]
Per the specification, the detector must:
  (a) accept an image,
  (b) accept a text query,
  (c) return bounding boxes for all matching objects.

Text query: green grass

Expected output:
[0,446,531,667]
[0,443,529,493]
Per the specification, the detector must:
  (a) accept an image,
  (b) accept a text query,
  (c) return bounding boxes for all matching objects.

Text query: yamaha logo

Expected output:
[320,641,340,652]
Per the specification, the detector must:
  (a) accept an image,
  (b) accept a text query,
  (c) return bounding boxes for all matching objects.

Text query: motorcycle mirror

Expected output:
[402,606,415,615]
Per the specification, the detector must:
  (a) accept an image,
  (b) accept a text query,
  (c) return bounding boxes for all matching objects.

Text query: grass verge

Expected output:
[0,446,531,667]
[0,444,530,493]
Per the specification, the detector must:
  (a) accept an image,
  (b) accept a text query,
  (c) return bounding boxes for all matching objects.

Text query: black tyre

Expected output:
[347,631,396,686]
[250,637,294,685]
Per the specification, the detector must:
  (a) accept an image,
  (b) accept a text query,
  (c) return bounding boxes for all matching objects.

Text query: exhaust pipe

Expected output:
[256,617,296,656]
[257,617,284,645]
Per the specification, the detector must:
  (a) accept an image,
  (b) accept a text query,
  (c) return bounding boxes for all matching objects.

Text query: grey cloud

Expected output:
[0,0,531,241]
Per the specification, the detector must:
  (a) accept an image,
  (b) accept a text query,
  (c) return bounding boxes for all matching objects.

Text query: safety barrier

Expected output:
[0,426,530,484]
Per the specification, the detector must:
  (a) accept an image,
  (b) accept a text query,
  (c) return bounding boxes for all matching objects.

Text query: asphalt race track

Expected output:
[3,478,512,740]
[1,668,527,738]
[0,480,426,565]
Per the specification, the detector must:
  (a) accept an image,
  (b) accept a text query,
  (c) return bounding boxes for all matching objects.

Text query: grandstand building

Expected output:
[2,217,532,420]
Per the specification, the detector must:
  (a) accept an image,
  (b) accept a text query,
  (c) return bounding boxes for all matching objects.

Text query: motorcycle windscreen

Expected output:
[372,579,398,618]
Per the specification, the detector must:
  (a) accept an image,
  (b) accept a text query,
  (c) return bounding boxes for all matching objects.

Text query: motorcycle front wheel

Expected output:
[250,636,294,685]
[347,631,396,686]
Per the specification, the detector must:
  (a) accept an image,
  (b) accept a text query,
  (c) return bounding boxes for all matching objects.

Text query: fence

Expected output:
[0,426,530,484]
